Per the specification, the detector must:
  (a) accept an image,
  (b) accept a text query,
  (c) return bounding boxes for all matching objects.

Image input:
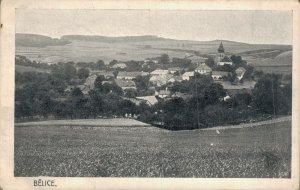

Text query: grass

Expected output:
[14,120,291,177]
[15,65,50,73]
[16,39,291,64]
[15,118,150,127]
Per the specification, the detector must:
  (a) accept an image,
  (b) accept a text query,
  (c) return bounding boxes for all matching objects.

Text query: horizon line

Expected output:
[15,32,293,46]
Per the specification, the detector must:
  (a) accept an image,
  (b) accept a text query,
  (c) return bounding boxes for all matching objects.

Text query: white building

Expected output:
[182,71,194,81]
[195,63,212,75]
[216,41,233,66]
[211,71,230,80]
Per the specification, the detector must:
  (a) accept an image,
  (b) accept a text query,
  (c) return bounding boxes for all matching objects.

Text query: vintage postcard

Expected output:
[0,0,299,189]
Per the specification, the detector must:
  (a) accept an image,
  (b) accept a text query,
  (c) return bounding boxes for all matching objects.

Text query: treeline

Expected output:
[15,56,292,130]
[138,74,291,130]
[16,33,71,47]
[15,67,146,119]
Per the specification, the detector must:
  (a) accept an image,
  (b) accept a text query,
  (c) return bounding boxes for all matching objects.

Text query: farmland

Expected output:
[14,119,291,178]
[16,34,292,65]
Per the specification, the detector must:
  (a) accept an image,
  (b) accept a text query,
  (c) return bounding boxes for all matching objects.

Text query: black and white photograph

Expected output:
[13,9,294,178]
[1,1,299,189]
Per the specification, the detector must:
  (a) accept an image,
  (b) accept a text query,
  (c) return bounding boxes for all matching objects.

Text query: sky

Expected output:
[16,10,293,45]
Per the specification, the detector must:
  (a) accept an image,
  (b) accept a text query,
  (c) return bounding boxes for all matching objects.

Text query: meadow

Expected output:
[16,38,291,64]
[14,119,291,178]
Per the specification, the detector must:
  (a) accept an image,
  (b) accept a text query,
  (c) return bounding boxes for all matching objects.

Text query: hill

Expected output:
[15,33,292,65]
[16,33,71,47]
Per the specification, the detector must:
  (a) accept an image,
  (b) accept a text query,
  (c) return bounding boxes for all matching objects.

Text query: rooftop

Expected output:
[220,56,232,62]
[195,63,212,71]
[212,71,230,76]
[118,71,149,78]
[114,79,136,88]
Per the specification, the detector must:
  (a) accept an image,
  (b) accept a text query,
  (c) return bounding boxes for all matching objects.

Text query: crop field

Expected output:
[16,39,291,64]
[254,65,292,75]
[14,120,291,178]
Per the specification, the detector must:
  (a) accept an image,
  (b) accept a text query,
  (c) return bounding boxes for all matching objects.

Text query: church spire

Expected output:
[218,41,225,53]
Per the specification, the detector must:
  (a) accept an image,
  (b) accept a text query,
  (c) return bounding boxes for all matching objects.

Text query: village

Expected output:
[11,8,294,180]
[65,42,255,111]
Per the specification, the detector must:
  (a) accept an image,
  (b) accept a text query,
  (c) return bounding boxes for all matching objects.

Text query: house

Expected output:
[211,71,230,80]
[168,67,182,74]
[117,71,149,80]
[216,41,233,66]
[111,63,127,69]
[144,58,159,64]
[90,70,114,79]
[235,67,247,80]
[150,69,169,76]
[182,71,194,81]
[168,76,183,83]
[114,79,136,91]
[156,90,171,98]
[149,74,172,87]
[64,85,76,93]
[218,56,233,66]
[195,63,212,75]
[78,85,90,95]
[84,74,98,89]
[136,96,158,106]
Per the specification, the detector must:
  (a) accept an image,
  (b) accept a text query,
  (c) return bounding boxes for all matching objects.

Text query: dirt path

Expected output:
[15,118,151,127]
[201,116,291,131]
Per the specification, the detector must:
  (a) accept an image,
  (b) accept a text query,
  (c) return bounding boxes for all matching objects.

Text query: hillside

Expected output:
[16,33,292,65]
[16,33,71,47]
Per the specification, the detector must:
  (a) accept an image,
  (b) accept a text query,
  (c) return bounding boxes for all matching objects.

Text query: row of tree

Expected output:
[137,74,292,130]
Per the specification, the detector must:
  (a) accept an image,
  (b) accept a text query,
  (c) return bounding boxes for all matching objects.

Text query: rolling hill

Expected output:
[16,33,292,65]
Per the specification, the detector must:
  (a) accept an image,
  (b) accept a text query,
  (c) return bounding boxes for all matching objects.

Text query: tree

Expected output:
[205,56,215,68]
[252,74,281,115]
[71,87,83,97]
[133,75,150,91]
[94,75,105,90]
[109,60,118,66]
[51,63,77,82]
[124,88,137,98]
[96,60,105,69]
[203,83,226,105]
[160,54,170,64]
[102,83,124,96]
[118,100,137,115]
[88,89,105,116]
[204,105,225,126]
[78,68,90,79]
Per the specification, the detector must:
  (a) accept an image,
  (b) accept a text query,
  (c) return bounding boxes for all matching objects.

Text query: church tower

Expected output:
[217,41,225,62]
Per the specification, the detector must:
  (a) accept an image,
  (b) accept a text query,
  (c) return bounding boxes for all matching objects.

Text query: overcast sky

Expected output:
[16,10,292,45]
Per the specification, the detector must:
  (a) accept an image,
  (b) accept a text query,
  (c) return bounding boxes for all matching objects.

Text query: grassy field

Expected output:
[15,65,50,73]
[16,37,291,64]
[15,118,150,127]
[14,120,291,178]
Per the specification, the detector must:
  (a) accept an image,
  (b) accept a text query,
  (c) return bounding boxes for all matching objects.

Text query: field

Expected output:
[14,119,291,178]
[16,34,292,64]
[15,65,50,73]
[15,118,150,127]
